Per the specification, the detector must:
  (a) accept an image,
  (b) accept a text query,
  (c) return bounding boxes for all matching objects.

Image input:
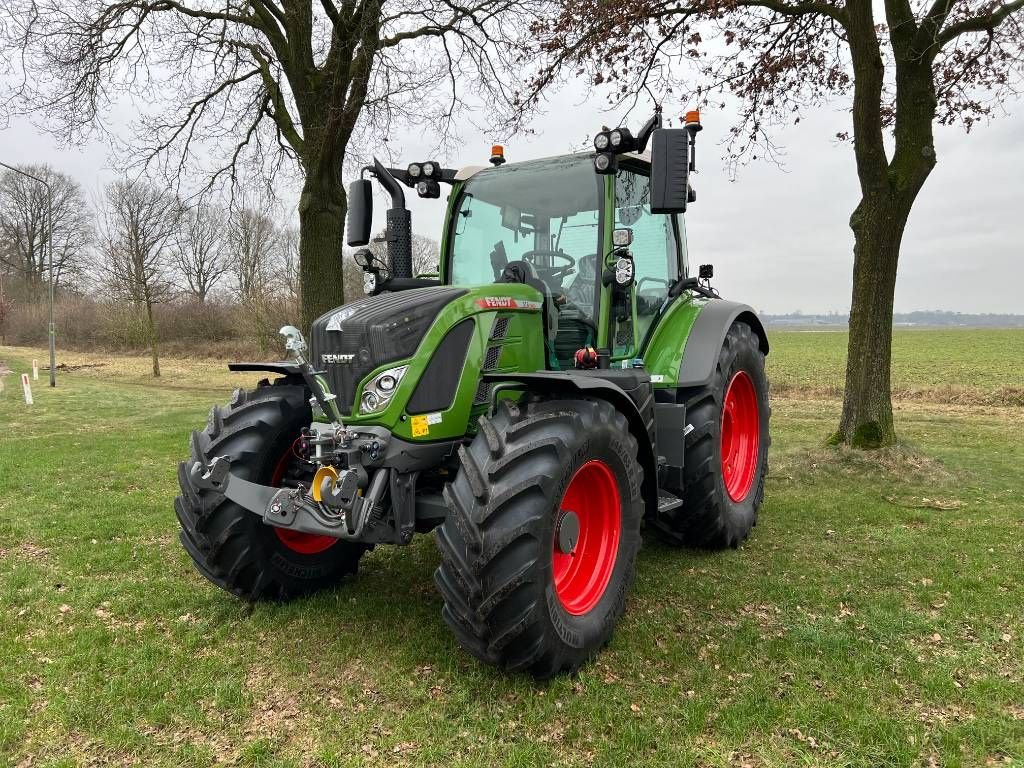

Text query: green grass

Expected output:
[768,329,1024,404]
[1,331,1022,767]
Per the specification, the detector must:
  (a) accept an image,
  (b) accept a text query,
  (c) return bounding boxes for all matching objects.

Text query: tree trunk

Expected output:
[834,193,911,447]
[298,177,347,330]
[145,298,161,378]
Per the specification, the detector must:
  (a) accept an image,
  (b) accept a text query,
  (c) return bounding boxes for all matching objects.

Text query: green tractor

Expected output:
[176,109,770,678]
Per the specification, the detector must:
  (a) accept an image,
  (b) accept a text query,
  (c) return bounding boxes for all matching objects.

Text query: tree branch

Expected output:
[936,0,1024,46]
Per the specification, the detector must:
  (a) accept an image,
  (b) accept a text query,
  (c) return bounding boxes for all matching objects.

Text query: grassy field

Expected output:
[0,330,1022,767]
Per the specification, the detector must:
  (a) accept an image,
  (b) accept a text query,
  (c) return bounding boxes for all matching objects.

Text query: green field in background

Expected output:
[766,328,1024,402]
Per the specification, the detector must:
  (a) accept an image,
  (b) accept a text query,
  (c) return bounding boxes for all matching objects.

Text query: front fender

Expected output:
[481,371,659,516]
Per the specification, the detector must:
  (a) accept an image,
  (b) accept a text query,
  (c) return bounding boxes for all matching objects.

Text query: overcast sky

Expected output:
[1,84,1021,315]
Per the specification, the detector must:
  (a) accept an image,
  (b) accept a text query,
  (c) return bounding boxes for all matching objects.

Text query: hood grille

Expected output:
[310,287,467,415]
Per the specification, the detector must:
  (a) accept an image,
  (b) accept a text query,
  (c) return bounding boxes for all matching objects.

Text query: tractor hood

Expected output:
[310,283,547,426]
[311,286,468,416]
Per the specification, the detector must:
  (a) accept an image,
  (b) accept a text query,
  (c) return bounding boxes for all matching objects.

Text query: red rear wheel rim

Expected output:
[552,460,621,616]
[270,447,338,555]
[721,370,760,502]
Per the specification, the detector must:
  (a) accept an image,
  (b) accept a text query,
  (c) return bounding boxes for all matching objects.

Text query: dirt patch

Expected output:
[771,382,1024,407]
[772,442,958,486]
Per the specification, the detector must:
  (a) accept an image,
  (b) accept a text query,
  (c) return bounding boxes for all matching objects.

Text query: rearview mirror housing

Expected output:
[650,129,690,214]
[346,179,373,246]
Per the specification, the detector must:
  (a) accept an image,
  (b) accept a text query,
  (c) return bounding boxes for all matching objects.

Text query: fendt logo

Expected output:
[475,297,542,311]
[321,353,355,365]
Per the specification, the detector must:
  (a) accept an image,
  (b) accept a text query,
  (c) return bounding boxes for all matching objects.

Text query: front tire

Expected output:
[653,321,770,549]
[434,398,643,678]
[175,380,367,601]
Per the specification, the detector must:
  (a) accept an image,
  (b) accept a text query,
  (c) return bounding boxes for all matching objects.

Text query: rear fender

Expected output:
[643,298,768,389]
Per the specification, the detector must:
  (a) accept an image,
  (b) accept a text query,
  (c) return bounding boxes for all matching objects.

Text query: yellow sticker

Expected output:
[410,414,429,437]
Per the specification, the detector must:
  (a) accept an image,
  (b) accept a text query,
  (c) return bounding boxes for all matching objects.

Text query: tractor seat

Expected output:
[498,260,559,342]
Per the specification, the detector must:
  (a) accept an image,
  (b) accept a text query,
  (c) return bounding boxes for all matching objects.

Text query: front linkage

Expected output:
[188,326,413,547]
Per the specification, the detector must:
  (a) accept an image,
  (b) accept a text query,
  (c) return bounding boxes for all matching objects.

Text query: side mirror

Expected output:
[649,129,690,214]
[346,179,373,246]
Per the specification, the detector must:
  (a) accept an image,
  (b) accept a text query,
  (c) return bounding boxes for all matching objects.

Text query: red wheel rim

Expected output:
[721,370,760,502]
[552,460,621,616]
[270,447,338,555]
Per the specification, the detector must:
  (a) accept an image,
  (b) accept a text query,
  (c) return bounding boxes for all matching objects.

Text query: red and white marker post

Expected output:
[22,373,33,405]
[32,359,39,380]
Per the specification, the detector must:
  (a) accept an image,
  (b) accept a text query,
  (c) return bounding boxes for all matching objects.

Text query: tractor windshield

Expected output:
[447,156,603,330]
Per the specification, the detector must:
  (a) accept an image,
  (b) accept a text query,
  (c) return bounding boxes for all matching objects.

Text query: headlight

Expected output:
[363,271,377,293]
[594,132,610,151]
[360,365,408,414]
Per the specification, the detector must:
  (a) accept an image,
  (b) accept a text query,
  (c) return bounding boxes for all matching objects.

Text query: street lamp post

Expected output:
[0,161,56,387]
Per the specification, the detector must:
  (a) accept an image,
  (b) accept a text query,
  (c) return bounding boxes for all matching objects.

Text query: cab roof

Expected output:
[453,150,651,182]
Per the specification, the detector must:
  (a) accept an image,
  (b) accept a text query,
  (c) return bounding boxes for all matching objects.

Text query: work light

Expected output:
[407,163,422,178]
[594,132,611,151]
[609,127,635,152]
[593,152,617,175]
[416,179,441,198]
[614,256,634,286]
[422,162,436,178]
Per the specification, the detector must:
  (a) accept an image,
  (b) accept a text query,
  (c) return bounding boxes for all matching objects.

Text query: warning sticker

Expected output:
[411,414,429,437]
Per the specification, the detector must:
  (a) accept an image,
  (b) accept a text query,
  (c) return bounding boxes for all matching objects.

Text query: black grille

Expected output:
[483,345,502,370]
[310,287,466,414]
[491,316,510,340]
[473,381,492,405]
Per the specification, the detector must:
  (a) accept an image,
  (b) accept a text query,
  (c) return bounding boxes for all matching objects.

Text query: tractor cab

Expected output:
[348,108,701,372]
[444,152,687,369]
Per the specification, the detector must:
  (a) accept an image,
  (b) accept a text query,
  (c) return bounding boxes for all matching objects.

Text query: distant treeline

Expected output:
[764,311,1024,329]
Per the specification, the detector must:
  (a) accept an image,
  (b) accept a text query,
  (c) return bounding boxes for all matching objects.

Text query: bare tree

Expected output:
[527,0,1024,447]
[100,180,181,377]
[175,205,229,303]
[368,228,439,275]
[2,0,544,328]
[0,164,92,293]
[279,226,301,311]
[228,204,284,351]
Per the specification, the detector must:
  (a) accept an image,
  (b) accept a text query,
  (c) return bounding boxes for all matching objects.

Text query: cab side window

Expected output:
[614,169,682,353]
[614,169,679,293]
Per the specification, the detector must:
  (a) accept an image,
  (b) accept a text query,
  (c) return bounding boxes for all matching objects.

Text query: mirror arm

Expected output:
[371,158,406,208]
[635,107,662,154]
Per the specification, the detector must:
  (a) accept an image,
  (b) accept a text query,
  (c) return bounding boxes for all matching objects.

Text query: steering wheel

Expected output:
[522,249,575,281]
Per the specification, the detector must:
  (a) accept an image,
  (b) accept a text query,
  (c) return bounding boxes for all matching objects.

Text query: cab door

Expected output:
[606,163,687,361]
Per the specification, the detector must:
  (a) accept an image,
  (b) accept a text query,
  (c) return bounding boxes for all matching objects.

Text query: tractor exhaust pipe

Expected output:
[372,158,413,281]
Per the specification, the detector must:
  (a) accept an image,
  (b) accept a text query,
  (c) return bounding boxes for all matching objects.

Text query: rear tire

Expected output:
[434,398,643,678]
[653,321,770,549]
[175,380,367,601]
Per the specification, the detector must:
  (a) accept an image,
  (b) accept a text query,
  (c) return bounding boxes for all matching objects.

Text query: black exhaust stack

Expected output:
[372,158,413,281]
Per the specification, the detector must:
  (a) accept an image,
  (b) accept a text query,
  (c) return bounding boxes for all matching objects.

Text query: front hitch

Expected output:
[189,456,389,541]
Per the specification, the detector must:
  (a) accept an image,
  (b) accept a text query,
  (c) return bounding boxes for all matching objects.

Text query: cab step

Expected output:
[657,491,684,513]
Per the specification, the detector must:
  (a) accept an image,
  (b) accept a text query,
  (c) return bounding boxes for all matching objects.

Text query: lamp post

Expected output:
[0,161,56,387]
